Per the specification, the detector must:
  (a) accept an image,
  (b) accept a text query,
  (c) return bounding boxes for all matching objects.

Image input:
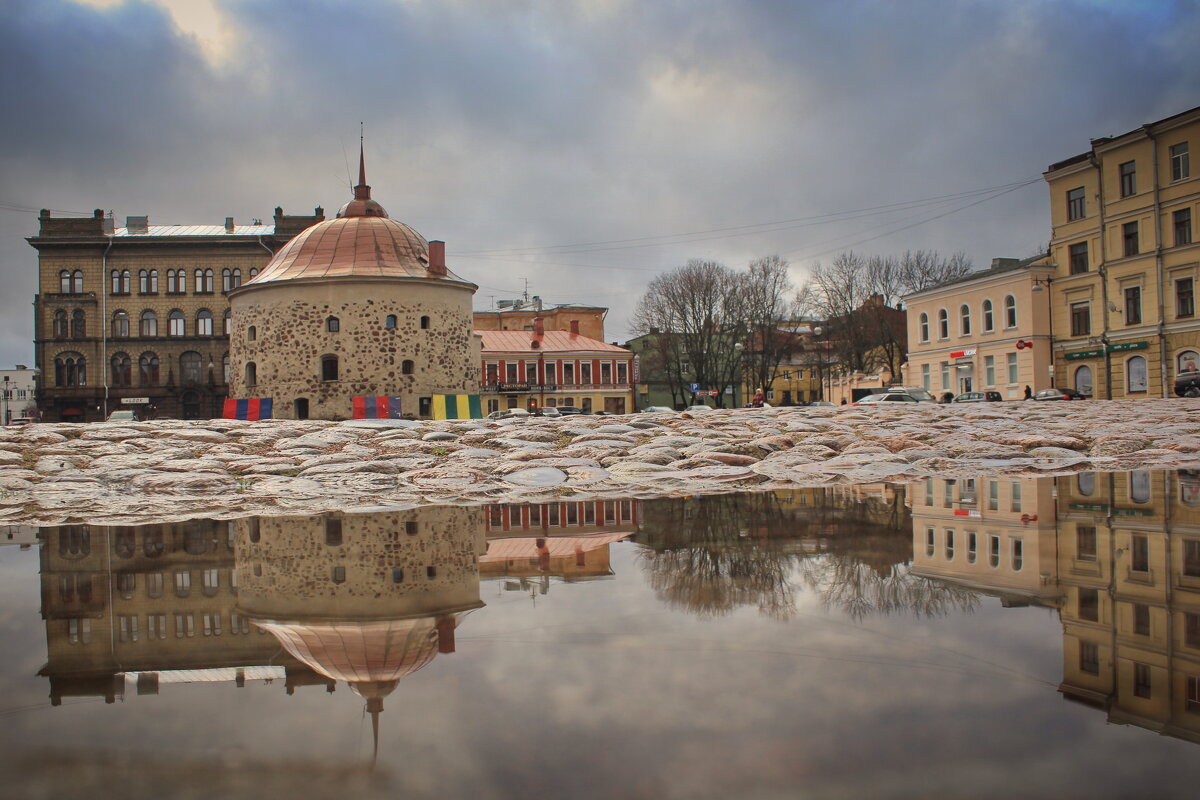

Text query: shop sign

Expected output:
[1069,502,1108,512]
[949,349,976,358]
[121,397,150,405]
[1064,349,1103,361]
[1106,341,1148,353]
[1113,507,1156,517]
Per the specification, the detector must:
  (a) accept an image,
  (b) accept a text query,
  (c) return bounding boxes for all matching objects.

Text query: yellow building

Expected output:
[903,256,1055,400]
[1044,105,1200,398]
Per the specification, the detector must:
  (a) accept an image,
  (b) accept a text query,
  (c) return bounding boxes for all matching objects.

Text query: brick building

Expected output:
[29,206,321,421]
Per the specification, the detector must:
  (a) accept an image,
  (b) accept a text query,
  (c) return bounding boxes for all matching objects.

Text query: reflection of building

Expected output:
[1043,104,1200,398]
[36,521,316,706]
[910,477,1059,602]
[1055,470,1200,744]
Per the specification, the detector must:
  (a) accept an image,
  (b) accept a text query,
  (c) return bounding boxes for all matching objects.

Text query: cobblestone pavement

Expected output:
[3,399,1199,525]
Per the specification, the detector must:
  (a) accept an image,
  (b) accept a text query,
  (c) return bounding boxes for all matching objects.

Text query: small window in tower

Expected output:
[405,521,418,535]
[331,566,346,584]
[327,316,339,332]
[392,568,404,584]
[321,355,339,382]
[248,325,256,341]
[420,315,430,329]
[385,315,397,329]
[402,360,414,375]
[426,566,437,579]
[325,517,342,547]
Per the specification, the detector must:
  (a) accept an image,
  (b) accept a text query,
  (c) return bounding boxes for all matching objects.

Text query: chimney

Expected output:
[428,240,447,276]
[436,616,456,653]
[225,217,235,233]
[126,215,149,235]
[569,320,580,336]
[534,316,544,336]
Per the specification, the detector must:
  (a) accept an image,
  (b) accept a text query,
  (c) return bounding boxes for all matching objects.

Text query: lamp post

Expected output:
[1031,276,1055,389]
[732,341,744,408]
[2,375,8,425]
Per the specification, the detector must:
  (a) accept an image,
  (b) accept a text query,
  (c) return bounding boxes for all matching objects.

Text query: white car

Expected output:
[686,405,713,412]
[487,408,530,420]
[642,406,674,413]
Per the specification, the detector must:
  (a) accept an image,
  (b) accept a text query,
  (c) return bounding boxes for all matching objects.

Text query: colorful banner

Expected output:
[222,398,273,420]
[352,395,403,419]
[432,394,483,420]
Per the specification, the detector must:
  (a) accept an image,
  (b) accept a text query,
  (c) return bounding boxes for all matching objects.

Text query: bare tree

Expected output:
[740,255,803,397]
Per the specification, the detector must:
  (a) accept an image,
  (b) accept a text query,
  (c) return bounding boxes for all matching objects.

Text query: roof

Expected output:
[481,532,632,562]
[477,329,631,354]
[906,252,1051,298]
[112,224,276,237]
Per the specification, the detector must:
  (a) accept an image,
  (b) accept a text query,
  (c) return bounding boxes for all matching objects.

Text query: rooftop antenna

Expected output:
[339,136,353,191]
[522,278,529,304]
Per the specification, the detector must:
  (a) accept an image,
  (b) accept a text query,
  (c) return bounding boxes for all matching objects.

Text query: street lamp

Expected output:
[733,342,744,408]
[2,375,8,425]
[1031,276,1055,389]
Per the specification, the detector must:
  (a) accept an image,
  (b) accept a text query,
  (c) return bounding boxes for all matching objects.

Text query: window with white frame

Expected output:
[1127,355,1148,393]
[984,355,995,386]
[982,299,993,332]
[960,304,972,336]
[938,309,949,338]
[1004,295,1017,328]
[1007,352,1018,384]
[919,313,929,342]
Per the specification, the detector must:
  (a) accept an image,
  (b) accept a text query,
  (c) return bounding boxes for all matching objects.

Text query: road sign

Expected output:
[121,397,150,405]
[690,383,700,392]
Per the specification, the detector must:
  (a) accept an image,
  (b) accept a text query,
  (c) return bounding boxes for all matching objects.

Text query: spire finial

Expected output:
[354,123,370,200]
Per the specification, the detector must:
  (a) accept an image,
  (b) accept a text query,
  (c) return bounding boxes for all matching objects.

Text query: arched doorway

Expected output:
[1074,365,1093,397]
[181,391,202,420]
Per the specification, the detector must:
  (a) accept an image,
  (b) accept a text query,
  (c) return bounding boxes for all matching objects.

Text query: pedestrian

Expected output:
[1024,385,1032,400]
[840,397,848,405]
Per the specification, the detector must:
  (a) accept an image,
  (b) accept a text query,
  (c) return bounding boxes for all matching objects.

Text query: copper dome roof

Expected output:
[240,147,470,286]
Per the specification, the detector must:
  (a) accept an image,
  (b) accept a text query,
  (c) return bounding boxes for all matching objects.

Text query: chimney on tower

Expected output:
[569,320,580,336]
[428,240,447,276]
[534,316,544,336]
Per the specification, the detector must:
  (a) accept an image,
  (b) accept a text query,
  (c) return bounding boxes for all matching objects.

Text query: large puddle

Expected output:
[2,470,1199,798]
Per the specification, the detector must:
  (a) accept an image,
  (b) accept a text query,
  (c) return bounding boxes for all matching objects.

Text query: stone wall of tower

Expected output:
[229,278,482,420]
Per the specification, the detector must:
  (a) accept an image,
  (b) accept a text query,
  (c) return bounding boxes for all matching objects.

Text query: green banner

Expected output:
[1106,341,1148,353]
[1064,349,1103,361]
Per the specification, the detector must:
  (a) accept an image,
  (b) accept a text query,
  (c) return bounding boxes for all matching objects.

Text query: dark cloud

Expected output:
[1,0,1197,366]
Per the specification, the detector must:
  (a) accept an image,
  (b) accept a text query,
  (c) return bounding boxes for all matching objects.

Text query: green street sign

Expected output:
[1069,503,1109,512]
[1113,507,1156,517]
[1106,341,1148,353]
[1064,349,1104,360]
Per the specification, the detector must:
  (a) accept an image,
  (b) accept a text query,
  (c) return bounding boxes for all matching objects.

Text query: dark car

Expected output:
[1034,388,1085,401]
[555,406,584,415]
[953,392,987,403]
[1175,370,1200,398]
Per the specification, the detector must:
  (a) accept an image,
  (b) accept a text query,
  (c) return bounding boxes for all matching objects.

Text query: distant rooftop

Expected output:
[112,224,276,237]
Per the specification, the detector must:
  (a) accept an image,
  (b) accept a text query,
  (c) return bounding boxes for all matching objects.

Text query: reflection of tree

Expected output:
[636,487,980,621]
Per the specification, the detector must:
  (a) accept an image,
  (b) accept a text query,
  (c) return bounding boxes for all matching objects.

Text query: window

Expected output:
[71,309,86,338]
[1178,278,1195,318]
[222,354,230,384]
[118,614,138,642]
[921,363,930,391]
[1080,641,1100,675]
[321,355,338,381]
[402,359,414,375]
[332,566,346,584]
[54,354,86,387]
[168,310,185,336]
[247,325,256,341]
[59,270,72,293]
[53,310,67,338]
[249,267,259,280]
[925,527,935,557]
[1011,538,1023,571]
[174,613,195,638]
[984,355,995,386]
[1170,142,1190,181]
[202,568,219,596]
[1129,534,1149,572]
[1007,352,1018,384]
[546,362,558,384]
[181,351,202,383]
[197,310,213,336]
[1179,350,1200,374]
[526,362,537,384]
[1070,302,1090,337]
[326,316,339,332]
[937,308,949,338]
[195,268,214,293]
[1078,471,1096,497]
[420,315,430,329]
[940,361,950,391]
[1134,663,1152,698]
[982,299,993,332]
[959,304,971,335]
[945,529,955,560]
[1123,221,1139,257]
[919,313,929,342]
[967,532,977,564]
[1010,481,1022,512]
[1069,242,1089,274]
[580,362,592,384]
[245,362,257,386]
[1004,295,1017,328]
[1188,613,1200,648]
[1074,365,1093,396]
[1119,160,1136,197]
[617,362,628,384]
[112,310,129,338]
[1127,355,1148,393]
[110,353,132,387]
[1124,285,1142,325]
[139,354,160,386]
[1175,209,1193,246]
[392,568,404,584]
[988,480,998,510]
[174,569,191,597]
[924,479,933,506]
[405,520,418,535]
[385,314,397,329]
[139,309,158,335]
[325,517,342,546]
[600,362,612,384]
[1133,603,1151,636]
[563,362,574,384]
[988,534,1000,568]
[166,270,183,293]
[139,269,158,294]
[224,309,232,335]
[111,269,130,294]
[1079,587,1100,621]
[1067,186,1086,220]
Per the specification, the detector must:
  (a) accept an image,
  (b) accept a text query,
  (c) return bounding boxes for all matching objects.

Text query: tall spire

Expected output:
[354,123,370,200]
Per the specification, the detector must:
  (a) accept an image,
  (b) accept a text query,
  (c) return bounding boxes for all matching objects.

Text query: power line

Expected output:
[0,201,94,216]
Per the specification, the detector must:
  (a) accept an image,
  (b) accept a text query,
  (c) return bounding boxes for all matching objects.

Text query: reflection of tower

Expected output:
[233,506,486,763]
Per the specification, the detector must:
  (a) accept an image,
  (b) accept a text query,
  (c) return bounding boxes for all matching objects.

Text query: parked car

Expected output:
[487,408,530,420]
[852,393,891,405]
[1033,388,1085,401]
[106,409,140,422]
[6,416,34,426]
[806,401,835,407]
[686,405,713,412]
[642,406,674,413]
[1175,370,1200,398]
[953,391,1003,403]
[533,407,562,418]
[555,406,584,415]
[884,386,938,403]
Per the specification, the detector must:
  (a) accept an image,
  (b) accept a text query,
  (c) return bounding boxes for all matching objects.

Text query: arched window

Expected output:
[72,271,84,294]
[222,354,230,384]
[247,325,256,341]
[982,299,994,332]
[112,310,129,338]
[321,355,339,381]
[1130,470,1151,504]
[1127,355,1148,392]
[420,315,430,329]
[110,353,132,387]
[55,353,86,387]
[1074,365,1093,397]
[1077,472,1095,496]
[168,310,185,337]
[139,270,150,294]
[231,268,241,288]
[223,309,232,335]
[180,351,202,383]
[140,310,158,337]
[918,313,929,342]
[249,267,259,280]
[385,314,397,329]
[194,269,213,293]
[53,310,68,338]
[166,270,180,293]
[326,316,339,332]
[245,362,257,386]
[59,271,72,293]
[222,269,232,292]
[196,310,213,336]
[71,309,86,338]
[937,309,949,339]
[402,359,414,375]
[325,517,342,547]
[1178,350,1200,374]
[111,270,129,294]
[139,353,160,386]
[1004,295,1017,328]
[960,304,972,336]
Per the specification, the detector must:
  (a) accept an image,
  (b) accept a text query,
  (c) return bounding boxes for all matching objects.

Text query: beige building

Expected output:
[29,207,320,421]
[1044,104,1200,398]
[903,256,1055,400]
[474,300,607,341]
[228,153,481,420]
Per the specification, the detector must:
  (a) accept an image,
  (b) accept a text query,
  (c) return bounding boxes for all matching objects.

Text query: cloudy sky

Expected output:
[1,0,1198,368]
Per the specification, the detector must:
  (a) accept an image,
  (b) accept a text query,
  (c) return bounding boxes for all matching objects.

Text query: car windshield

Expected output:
[858,394,886,403]
[896,387,934,401]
